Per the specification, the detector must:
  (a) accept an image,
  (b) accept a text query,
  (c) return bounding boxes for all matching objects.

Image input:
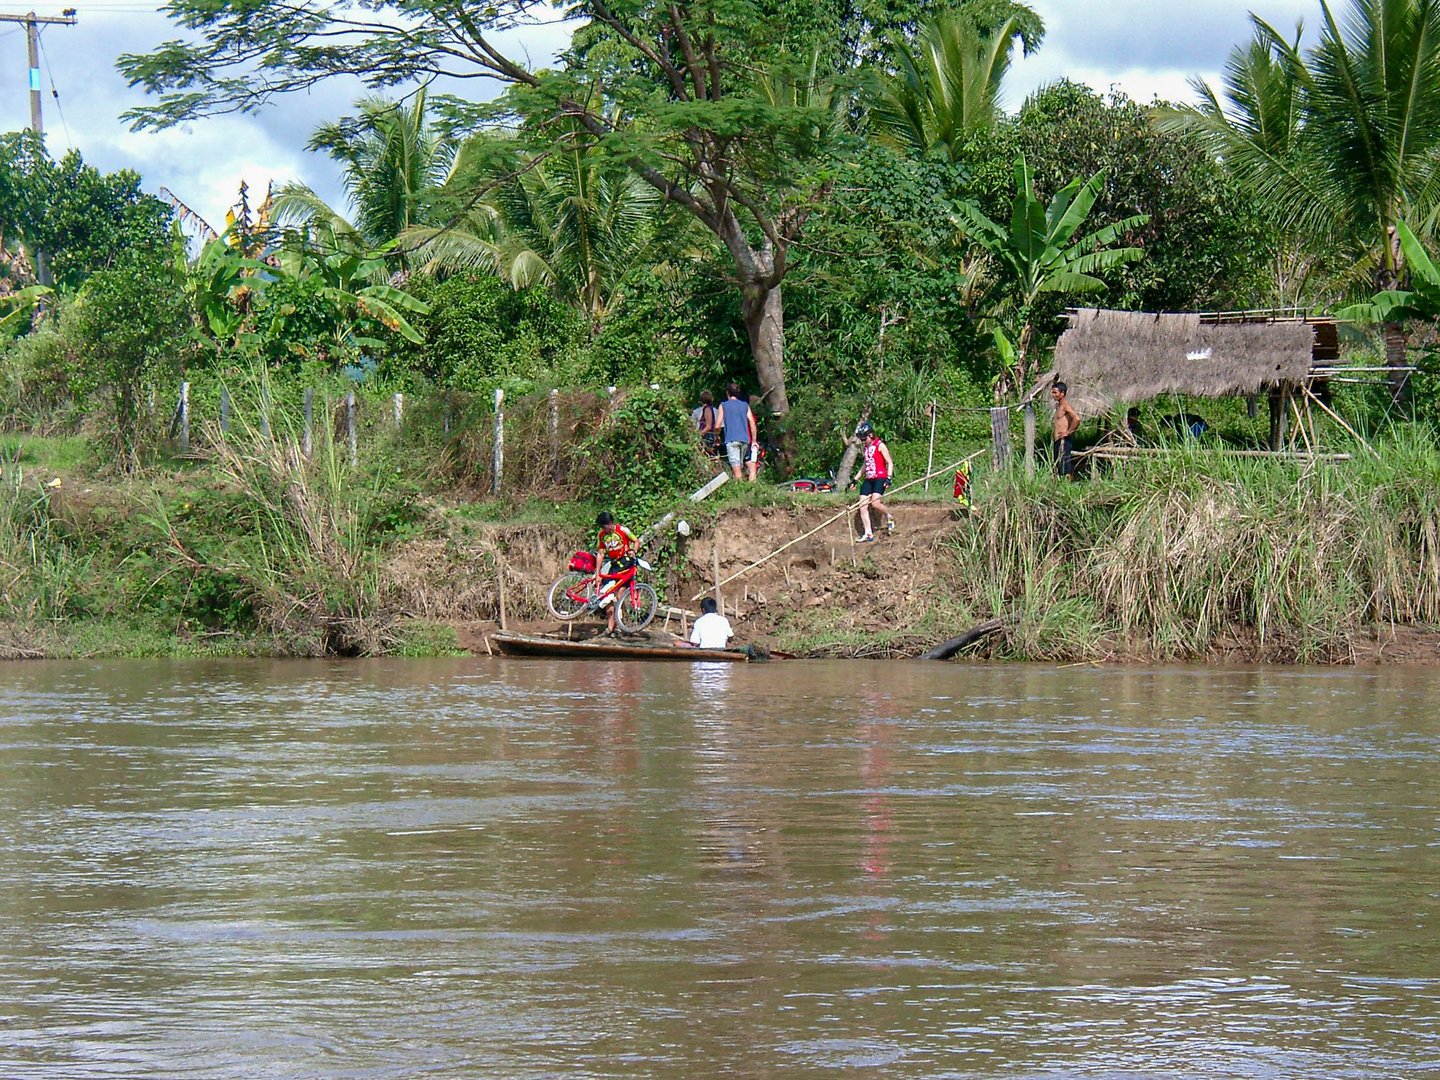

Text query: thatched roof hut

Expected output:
[1049,308,1320,416]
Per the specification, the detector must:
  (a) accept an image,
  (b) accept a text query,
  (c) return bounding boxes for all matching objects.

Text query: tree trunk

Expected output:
[833,407,872,492]
[1384,321,1409,401]
[742,280,790,418]
[1380,227,1409,403]
[742,279,795,475]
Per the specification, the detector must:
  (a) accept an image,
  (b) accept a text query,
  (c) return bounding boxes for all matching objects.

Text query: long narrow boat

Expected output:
[489,630,752,662]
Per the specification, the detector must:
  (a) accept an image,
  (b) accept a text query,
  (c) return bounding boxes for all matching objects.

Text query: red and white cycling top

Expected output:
[862,438,891,480]
[598,524,636,561]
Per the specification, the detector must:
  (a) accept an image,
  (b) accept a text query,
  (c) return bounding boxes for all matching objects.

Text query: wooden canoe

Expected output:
[489,630,752,662]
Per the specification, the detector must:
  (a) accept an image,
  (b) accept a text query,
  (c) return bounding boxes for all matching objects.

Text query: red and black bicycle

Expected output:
[546,551,659,631]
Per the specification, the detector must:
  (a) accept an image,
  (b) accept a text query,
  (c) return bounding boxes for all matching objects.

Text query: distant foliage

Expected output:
[585,389,699,525]
[393,272,581,390]
[975,82,1273,314]
[0,132,173,291]
[66,251,194,467]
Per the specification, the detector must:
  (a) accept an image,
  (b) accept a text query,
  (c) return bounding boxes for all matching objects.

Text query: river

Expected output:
[1,658,1437,1078]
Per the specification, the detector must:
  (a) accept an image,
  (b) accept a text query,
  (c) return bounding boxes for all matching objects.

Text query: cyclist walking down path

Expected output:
[856,423,895,544]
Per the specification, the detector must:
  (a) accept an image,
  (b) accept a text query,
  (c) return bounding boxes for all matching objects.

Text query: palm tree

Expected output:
[953,155,1147,400]
[273,90,456,264]
[403,131,669,330]
[870,13,1022,160]
[1338,219,1440,322]
[1167,0,1440,394]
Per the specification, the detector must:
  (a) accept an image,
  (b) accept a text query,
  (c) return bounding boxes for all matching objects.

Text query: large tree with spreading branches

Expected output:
[119,0,1039,441]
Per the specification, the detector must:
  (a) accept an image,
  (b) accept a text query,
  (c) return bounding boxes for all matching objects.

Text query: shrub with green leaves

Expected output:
[585,389,700,526]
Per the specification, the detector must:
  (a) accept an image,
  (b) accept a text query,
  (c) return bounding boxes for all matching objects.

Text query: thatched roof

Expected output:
[1047,308,1318,415]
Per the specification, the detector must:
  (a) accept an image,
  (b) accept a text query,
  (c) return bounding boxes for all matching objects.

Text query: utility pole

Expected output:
[0,9,76,136]
[1,8,76,285]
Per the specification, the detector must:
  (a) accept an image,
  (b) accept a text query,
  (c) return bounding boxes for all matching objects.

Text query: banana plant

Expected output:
[0,284,50,332]
[1337,221,1440,325]
[185,237,271,343]
[954,155,1148,400]
[270,238,429,353]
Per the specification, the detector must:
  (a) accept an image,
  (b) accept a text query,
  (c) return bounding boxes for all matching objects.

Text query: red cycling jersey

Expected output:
[598,524,636,561]
[863,438,892,480]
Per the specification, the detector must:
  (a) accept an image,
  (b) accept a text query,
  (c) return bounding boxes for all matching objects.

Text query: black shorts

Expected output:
[860,478,889,497]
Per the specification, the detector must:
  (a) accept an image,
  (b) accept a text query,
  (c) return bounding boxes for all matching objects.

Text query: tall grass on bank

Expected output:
[958,430,1440,662]
[153,372,395,656]
[0,447,90,654]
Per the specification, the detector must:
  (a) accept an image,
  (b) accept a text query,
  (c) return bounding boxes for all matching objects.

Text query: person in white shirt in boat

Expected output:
[680,597,734,650]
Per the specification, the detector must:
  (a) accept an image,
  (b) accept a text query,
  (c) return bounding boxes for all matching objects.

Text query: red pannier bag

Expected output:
[569,550,597,573]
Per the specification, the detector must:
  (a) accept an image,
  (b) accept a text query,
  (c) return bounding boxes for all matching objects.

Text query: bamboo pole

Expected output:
[497,561,508,631]
[1303,385,1379,458]
[924,403,937,492]
[1289,394,1314,456]
[1087,446,1353,462]
[711,526,723,617]
[549,388,561,481]
[346,390,358,467]
[1023,404,1036,477]
[692,448,988,601]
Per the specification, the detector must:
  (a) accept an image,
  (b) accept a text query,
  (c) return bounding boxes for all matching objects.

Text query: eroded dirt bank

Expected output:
[417,504,1440,664]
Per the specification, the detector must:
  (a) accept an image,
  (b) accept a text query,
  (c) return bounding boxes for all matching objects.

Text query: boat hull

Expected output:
[489,631,751,662]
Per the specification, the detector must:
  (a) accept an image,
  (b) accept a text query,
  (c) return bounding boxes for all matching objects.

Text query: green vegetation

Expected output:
[952,432,1440,662]
[4,0,1440,660]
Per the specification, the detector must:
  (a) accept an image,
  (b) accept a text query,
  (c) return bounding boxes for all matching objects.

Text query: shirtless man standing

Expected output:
[1052,381,1080,478]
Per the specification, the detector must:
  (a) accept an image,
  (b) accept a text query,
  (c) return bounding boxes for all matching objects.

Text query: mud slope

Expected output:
[673,503,968,652]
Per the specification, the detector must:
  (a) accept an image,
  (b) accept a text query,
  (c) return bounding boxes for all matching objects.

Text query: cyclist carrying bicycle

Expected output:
[594,511,638,633]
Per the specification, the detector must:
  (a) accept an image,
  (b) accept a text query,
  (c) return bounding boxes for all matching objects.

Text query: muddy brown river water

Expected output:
[1,658,1437,1078]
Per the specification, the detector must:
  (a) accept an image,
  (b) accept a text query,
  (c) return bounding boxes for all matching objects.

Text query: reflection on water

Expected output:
[2,659,1439,1077]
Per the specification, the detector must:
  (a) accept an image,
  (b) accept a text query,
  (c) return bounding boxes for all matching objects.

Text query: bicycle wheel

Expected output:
[547,572,591,620]
[616,582,658,632]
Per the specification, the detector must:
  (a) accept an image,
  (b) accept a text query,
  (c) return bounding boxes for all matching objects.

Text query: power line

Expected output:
[36,26,70,145]
[0,8,76,135]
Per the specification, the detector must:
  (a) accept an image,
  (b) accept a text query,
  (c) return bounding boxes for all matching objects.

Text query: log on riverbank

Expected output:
[919,618,1009,661]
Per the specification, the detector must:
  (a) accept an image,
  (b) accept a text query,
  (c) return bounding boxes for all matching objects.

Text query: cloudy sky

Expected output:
[0,0,1318,231]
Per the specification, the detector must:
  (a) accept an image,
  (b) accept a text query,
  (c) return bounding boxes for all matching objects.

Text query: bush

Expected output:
[65,252,193,468]
[585,388,702,525]
[0,314,84,429]
[393,272,582,389]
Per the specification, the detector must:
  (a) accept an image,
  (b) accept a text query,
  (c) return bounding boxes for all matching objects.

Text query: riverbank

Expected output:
[3,428,1440,664]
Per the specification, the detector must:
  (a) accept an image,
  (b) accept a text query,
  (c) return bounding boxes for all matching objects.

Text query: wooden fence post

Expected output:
[303,387,314,458]
[491,388,505,496]
[392,392,404,428]
[220,386,230,436]
[1268,386,1288,452]
[924,402,937,492]
[260,384,271,439]
[1024,403,1036,477]
[443,391,451,436]
[991,407,1012,471]
[549,388,560,481]
[712,524,724,617]
[179,381,190,454]
[346,390,358,466]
